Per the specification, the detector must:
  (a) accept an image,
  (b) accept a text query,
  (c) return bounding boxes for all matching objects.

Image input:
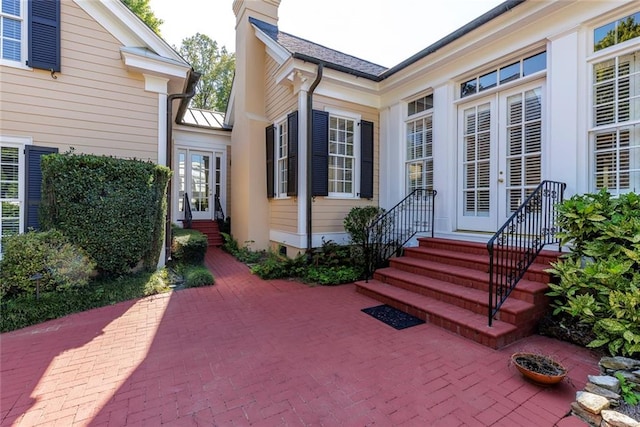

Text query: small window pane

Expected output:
[1,0,20,16]
[595,22,616,51]
[461,79,477,97]
[3,18,20,40]
[523,52,546,76]
[478,71,497,92]
[500,62,520,84]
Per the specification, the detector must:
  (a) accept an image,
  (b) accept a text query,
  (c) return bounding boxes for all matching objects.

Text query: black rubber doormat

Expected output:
[361,305,425,330]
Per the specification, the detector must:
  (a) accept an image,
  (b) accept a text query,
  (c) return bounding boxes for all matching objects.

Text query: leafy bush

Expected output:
[250,252,307,279]
[221,233,265,263]
[547,190,640,357]
[0,269,171,332]
[171,227,208,265]
[343,206,386,246]
[0,230,95,299]
[40,153,171,276]
[304,265,362,286]
[183,265,214,288]
[344,206,388,275]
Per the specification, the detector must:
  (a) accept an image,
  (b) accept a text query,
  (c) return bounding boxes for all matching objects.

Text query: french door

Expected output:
[457,81,544,232]
[177,149,224,220]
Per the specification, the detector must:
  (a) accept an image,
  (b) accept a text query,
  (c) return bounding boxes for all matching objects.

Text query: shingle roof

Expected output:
[249,17,388,80]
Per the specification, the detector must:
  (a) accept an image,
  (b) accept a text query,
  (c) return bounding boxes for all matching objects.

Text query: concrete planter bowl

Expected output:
[512,352,568,386]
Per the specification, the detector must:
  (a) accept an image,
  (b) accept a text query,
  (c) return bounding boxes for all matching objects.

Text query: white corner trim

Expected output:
[0,135,33,145]
[252,23,291,64]
[121,47,190,79]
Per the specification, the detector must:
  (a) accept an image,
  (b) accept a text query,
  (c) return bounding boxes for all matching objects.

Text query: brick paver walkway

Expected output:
[1,248,598,426]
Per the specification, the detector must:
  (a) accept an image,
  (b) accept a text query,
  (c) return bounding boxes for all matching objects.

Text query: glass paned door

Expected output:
[457,99,497,232]
[457,82,544,232]
[176,149,225,221]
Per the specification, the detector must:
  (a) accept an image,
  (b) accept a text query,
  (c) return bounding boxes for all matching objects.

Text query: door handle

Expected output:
[498,178,504,183]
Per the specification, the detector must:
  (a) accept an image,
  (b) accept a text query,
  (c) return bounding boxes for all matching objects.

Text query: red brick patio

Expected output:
[1,248,598,426]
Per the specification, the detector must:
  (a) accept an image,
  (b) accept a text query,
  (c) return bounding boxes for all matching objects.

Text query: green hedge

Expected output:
[171,227,208,265]
[40,153,171,276]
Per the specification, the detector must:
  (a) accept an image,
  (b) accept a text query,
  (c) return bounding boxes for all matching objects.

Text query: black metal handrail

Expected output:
[214,194,225,224]
[487,180,566,326]
[364,189,437,280]
[183,192,192,229]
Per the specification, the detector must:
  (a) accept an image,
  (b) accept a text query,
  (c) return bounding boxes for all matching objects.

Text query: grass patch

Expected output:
[1,269,172,333]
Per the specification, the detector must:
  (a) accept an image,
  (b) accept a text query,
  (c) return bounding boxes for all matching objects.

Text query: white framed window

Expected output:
[1,0,27,67]
[591,50,640,194]
[594,11,640,52]
[276,118,288,197]
[0,136,29,256]
[406,94,434,193]
[328,114,358,197]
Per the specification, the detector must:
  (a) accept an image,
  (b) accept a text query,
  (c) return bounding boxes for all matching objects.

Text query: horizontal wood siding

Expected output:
[312,96,380,234]
[0,1,158,160]
[265,55,299,235]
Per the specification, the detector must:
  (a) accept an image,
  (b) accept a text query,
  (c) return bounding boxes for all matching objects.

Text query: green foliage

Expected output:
[176,33,235,112]
[0,269,171,332]
[614,372,640,405]
[250,252,307,280]
[40,152,171,277]
[183,265,214,288]
[120,0,163,35]
[304,265,361,286]
[171,227,208,265]
[221,233,265,264]
[0,230,95,299]
[547,190,640,357]
[343,206,387,275]
[343,206,386,246]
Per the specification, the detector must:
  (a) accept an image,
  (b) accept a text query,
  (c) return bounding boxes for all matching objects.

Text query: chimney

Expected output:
[233,0,280,26]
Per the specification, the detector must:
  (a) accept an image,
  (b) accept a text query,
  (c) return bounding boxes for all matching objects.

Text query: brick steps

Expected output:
[355,238,560,349]
[187,220,223,247]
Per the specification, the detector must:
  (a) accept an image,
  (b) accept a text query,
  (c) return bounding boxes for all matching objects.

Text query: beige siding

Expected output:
[0,1,158,160]
[312,96,380,234]
[265,55,299,234]
[264,55,297,122]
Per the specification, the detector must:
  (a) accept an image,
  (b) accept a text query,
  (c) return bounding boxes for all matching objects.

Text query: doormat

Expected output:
[361,305,425,330]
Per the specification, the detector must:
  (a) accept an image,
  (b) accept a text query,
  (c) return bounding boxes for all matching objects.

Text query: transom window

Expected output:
[591,51,640,194]
[1,0,22,63]
[329,116,355,195]
[276,118,288,197]
[460,52,546,98]
[594,11,640,52]
[407,94,433,116]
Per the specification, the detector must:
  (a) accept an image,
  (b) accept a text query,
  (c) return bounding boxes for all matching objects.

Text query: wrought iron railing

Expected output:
[214,194,225,224]
[364,189,437,280]
[183,192,192,229]
[487,180,566,326]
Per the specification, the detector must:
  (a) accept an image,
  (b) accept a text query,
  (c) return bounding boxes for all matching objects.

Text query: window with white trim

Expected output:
[591,51,640,194]
[1,141,22,256]
[276,118,288,197]
[328,115,356,196]
[1,0,24,64]
[594,11,640,52]
[406,95,433,192]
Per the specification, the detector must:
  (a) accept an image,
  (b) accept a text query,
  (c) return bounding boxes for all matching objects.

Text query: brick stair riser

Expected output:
[357,286,517,349]
[404,249,553,283]
[373,271,536,327]
[417,238,561,265]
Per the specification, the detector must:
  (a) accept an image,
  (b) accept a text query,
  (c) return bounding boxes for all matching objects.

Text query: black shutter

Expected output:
[287,111,298,196]
[265,125,275,198]
[360,120,374,199]
[28,0,61,72]
[312,110,329,197]
[25,145,58,230]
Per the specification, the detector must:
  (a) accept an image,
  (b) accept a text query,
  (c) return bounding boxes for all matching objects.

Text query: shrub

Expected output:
[221,233,265,263]
[547,190,640,357]
[343,206,388,275]
[171,227,208,265]
[251,252,306,279]
[183,265,214,288]
[304,265,362,286]
[40,152,171,276]
[0,230,95,299]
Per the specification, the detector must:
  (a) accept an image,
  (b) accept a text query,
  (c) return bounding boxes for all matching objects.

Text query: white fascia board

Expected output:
[252,24,291,64]
[75,0,187,65]
[121,47,190,79]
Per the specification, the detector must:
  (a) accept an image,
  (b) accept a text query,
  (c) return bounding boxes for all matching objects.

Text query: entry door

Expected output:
[457,82,543,232]
[178,149,223,221]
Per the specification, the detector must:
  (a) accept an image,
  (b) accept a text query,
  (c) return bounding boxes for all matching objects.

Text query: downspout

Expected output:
[165,70,201,263]
[306,63,323,254]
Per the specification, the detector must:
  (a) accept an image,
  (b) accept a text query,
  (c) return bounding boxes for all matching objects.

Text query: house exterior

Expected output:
[0,0,231,262]
[228,0,640,255]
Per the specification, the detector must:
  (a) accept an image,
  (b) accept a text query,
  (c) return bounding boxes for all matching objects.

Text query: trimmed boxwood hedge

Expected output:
[40,153,171,276]
[171,227,208,265]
